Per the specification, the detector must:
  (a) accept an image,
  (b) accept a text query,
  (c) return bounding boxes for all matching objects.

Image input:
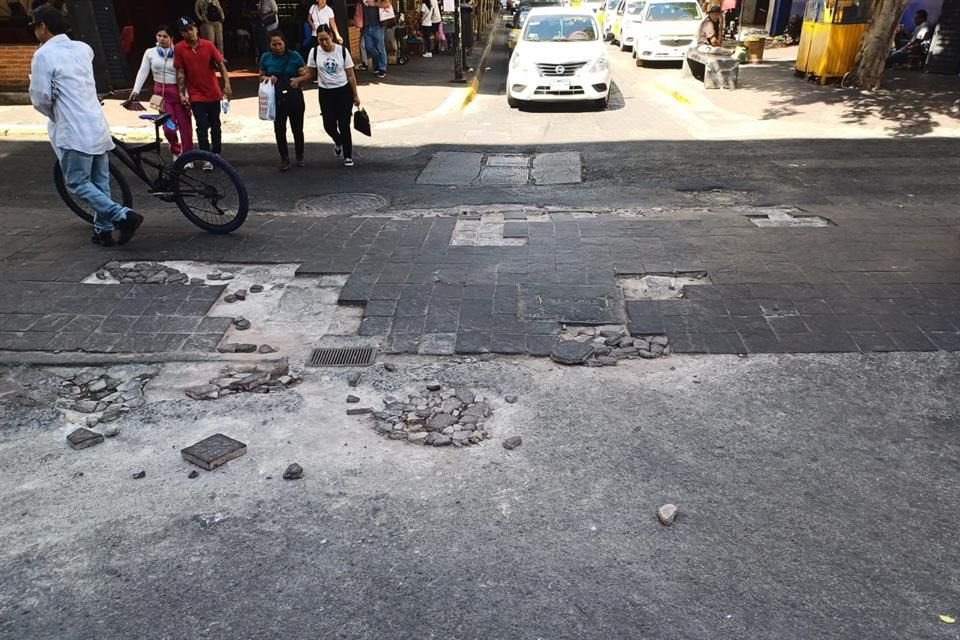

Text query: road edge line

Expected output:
[460,20,500,110]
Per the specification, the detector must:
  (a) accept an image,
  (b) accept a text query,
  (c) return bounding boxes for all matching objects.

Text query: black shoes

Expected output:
[116,211,144,246]
[91,230,114,247]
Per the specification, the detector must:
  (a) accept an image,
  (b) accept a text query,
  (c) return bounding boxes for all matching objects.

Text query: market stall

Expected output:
[795,0,870,83]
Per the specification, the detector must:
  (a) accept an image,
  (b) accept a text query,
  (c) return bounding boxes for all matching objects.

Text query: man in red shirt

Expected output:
[174,16,232,170]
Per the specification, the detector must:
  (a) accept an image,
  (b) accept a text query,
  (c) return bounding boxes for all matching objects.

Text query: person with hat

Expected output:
[174,16,233,171]
[698,5,723,47]
[28,6,143,246]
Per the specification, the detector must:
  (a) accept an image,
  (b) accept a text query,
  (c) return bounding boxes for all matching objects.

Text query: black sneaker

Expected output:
[91,230,115,247]
[375,70,386,79]
[116,211,144,246]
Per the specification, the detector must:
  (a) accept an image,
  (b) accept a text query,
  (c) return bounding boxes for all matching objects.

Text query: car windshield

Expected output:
[523,15,599,41]
[604,0,619,9]
[517,10,531,25]
[644,2,700,20]
[626,1,646,14]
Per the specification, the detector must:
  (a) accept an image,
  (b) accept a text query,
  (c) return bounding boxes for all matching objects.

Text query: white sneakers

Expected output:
[201,161,213,172]
[423,52,433,58]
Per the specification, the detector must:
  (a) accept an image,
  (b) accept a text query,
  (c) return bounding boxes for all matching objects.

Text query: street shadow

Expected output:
[740,60,960,138]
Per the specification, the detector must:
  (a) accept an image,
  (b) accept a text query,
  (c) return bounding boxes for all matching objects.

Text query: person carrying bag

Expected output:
[129,24,193,161]
[260,30,307,171]
[294,24,361,167]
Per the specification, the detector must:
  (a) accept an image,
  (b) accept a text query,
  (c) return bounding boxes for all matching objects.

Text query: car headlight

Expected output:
[590,56,609,72]
[510,55,533,73]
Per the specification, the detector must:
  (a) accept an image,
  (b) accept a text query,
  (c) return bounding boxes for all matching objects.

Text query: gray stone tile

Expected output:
[62,315,106,334]
[418,333,458,355]
[27,314,75,332]
[520,283,624,324]
[532,152,582,185]
[416,152,482,185]
[0,314,39,331]
[479,166,529,186]
[491,334,525,354]
[455,332,490,354]
[180,334,223,352]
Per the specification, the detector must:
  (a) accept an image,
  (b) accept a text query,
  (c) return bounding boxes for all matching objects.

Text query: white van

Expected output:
[625,0,703,64]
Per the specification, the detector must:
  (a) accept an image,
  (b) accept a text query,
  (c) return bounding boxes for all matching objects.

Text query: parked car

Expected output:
[508,9,532,49]
[611,0,647,51]
[507,7,611,109]
[597,0,621,36]
[630,0,702,64]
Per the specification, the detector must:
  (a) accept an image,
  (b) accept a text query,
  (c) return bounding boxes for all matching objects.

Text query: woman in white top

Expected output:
[129,25,193,159]
[293,24,360,166]
[419,0,441,56]
[308,0,343,45]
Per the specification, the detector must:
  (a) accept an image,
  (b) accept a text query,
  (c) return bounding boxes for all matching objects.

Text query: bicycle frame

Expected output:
[108,116,171,190]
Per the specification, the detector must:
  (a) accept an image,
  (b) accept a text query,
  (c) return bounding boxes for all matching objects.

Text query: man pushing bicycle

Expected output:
[28,7,143,247]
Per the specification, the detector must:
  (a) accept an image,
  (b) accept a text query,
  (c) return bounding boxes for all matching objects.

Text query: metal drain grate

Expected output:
[307,346,377,367]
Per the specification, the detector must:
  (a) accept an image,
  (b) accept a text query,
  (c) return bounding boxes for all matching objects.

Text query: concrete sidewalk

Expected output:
[0,53,474,144]
[650,46,960,139]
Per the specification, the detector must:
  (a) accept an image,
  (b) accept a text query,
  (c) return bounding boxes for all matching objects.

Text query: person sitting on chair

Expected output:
[697,5,722,47]
[886,10,930,68]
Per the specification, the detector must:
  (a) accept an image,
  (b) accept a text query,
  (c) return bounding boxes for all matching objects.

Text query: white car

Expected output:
[507,7,611,109]
[629,0,702,65]
[611,0,647,51]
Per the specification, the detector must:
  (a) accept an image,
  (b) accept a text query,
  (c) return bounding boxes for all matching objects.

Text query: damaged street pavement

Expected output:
[3,73,960,637]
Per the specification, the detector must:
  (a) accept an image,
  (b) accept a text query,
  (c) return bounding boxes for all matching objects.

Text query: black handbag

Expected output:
[353,108,371,136]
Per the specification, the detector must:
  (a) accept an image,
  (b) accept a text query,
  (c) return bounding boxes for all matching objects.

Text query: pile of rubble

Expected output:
[364,384,492,447]
[184,361,300,400]
[551,327,671,366]
[57,369,155,429]
[97,261,198,285]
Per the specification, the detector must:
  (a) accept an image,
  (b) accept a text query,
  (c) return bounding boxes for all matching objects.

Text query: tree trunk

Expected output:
[846,0,909,89]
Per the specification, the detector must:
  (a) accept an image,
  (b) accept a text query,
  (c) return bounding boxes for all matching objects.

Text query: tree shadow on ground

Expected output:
[741,60,960,137]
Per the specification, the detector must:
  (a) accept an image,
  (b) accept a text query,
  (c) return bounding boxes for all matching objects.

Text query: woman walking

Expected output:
[260,30,307,171]
[308,0,343,45]
[295,25,360,167]
[129,25,193,161]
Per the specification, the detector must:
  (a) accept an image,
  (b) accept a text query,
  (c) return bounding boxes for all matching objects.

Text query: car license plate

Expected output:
[551,79,570,92]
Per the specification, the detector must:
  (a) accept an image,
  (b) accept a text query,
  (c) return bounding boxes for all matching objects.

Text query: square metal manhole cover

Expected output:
[307,346,377,367]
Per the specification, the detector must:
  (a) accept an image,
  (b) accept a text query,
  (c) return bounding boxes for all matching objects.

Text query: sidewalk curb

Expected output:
[0,123,156,143]
[0,350,291,366]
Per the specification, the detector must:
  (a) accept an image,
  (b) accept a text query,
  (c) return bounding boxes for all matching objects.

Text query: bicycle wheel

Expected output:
[171,150,248,234]
[53,159,133,225]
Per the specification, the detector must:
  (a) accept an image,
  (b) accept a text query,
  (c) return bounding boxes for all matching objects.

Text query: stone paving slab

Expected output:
[0,282,229,353]
[1,197,960,357]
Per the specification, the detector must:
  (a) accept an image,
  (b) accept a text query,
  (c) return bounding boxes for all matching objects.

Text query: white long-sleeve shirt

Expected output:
[132,46,178,95]
[28,34,113,156]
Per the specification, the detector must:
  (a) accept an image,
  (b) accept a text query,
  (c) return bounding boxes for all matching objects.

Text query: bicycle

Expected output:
[53,98,248,234]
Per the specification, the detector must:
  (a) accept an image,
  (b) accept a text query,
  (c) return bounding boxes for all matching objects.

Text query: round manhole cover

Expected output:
[295,193,388,217]
[684,189,758,207]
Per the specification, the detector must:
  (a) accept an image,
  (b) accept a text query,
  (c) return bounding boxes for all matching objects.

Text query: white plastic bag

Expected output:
[258,80,276,121]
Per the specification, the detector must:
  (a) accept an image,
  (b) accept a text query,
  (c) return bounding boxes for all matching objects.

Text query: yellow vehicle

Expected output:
[597,0,620,31]
[507,9,532,49]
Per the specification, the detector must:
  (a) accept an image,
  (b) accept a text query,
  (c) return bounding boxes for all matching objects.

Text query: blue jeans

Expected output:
[363,25,387,73]
[59,149,128,233]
